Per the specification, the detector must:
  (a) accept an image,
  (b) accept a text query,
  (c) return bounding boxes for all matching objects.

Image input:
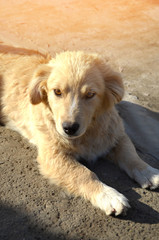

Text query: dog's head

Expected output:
[30,51,124,139]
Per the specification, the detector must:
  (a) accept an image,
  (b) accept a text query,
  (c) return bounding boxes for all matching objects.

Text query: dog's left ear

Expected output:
[103,70,124,108]
[29,64,51,105]
[95,56,124,109]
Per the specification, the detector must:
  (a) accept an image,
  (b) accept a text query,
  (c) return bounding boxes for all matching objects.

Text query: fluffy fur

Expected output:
[0,50,159,216]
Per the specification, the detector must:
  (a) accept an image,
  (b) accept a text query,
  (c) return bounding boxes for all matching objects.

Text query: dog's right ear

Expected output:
[92,54,124,109]
[29,64,51,105]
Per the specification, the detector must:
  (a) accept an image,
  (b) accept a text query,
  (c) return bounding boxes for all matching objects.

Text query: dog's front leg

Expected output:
[109,134,159,189]
[37,147,130,216]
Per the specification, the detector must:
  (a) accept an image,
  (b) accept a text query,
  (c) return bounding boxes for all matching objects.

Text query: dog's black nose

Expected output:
[62,122,79,136]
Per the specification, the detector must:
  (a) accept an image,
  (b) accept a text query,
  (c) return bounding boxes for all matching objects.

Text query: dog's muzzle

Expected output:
[62,121,80,136]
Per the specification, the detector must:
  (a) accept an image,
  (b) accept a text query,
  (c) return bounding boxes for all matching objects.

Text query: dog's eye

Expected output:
[86,91,96,99]
[54,89,62,96]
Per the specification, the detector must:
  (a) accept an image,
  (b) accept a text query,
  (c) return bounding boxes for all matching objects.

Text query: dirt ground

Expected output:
[0,0,159,239]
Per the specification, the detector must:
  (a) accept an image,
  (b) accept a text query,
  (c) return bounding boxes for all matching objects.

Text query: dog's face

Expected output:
[30,52,124,139]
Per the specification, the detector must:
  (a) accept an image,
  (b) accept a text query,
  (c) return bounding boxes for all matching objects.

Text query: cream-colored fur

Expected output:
[0,50,159,216]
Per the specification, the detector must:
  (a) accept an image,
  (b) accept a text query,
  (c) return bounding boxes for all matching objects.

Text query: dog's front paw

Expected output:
[93,184,130,216]
[133,166,159,190]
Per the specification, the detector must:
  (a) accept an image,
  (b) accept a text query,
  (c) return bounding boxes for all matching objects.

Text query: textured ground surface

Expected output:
[0,1,159,239]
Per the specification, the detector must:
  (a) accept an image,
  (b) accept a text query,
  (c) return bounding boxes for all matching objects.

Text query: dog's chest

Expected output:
[74,134,115,164]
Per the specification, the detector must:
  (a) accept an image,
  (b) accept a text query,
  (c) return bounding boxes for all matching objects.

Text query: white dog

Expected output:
[0,50,159,216]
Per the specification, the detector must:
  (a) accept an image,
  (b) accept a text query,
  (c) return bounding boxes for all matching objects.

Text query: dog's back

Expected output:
[0,52,49,133]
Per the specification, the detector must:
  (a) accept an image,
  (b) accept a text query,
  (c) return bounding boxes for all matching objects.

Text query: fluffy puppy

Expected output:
[0,50,159,216]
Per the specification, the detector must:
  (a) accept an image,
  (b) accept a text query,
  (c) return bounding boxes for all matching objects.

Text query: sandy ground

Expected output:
[0,0,159,239]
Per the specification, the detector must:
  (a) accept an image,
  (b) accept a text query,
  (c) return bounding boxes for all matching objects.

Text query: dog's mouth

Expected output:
[58,130,84,140]
[63,134,81,140]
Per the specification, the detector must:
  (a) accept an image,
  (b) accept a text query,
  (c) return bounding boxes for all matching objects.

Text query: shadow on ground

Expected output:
[0,203,65,240]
